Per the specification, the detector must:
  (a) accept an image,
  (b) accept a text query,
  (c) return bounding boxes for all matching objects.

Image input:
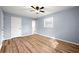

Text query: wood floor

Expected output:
[0,34,79,53]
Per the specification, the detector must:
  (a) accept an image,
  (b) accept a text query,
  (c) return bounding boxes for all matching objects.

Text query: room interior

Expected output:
[0,6,79,53]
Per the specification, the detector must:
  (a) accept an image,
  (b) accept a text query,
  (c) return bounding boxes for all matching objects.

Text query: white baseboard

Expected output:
[3,34,33,40]
[1,33,79,49]
[18,34,33,37]
[36,33,79,46]
[0,34,33,49]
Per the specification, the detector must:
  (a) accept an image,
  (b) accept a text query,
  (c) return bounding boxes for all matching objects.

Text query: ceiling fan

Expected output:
[31,6,45,14]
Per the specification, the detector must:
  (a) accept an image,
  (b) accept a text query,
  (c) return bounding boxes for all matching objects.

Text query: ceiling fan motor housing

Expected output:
[36,6,39,10]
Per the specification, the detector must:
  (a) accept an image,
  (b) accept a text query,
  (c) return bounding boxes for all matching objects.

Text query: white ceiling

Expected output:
[1,6,74,19]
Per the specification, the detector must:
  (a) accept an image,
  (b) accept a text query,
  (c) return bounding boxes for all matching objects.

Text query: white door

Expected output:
[11,16,22,38]
[32,20,36,34]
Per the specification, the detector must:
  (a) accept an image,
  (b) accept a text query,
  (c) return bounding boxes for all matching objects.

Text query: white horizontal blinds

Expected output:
[11,16,22,38]
[32,20,36,34]
[44,17,53,28]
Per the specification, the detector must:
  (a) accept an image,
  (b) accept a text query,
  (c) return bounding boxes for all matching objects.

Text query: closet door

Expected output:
[11,16,22,38]
[32,20,36,34]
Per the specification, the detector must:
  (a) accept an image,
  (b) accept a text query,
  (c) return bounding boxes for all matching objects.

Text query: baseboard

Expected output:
[3,34,33,40]
[1,33,79,48]
[18,34,33,37]
[36,33,79,46]
[0,34,34,49]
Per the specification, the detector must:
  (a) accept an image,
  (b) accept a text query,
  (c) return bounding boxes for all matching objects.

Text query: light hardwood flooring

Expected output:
[0,34,79,53]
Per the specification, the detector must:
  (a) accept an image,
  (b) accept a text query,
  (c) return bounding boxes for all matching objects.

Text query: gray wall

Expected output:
[36,7,79,43]
[4,13,11,39]
[0,8,4,40]
[3,12,32,39]
[0,8,2,39]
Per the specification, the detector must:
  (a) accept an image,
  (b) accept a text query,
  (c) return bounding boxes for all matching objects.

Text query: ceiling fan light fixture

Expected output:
[35,10,39,14]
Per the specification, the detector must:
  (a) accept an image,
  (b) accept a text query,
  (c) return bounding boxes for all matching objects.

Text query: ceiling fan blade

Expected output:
[31,6,35,9]
[40,11,45,13]
[40,7,44,9]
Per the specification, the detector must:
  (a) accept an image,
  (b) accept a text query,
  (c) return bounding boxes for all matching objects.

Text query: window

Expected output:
[44,17,53,28]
